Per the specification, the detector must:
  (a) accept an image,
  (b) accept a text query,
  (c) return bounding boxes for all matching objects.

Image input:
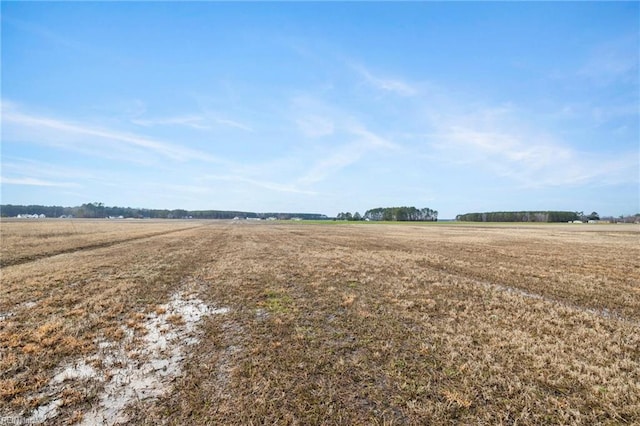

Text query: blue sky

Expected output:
[2,2,638,218]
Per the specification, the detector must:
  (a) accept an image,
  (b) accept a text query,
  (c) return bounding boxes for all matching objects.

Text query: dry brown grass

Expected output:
[1,220,638,424]
[0,218,202,267]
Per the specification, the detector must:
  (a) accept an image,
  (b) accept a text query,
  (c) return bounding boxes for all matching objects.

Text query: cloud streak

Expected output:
[295,115,335,138]
[353,64,418,97]
[2,101,224,163]
[299,124,398,185]
[212,116,254,132]
[206,175,317,195]
[131,113,253,132]
[426,107,638,189]
[131,115,211,130]
[0,176,80,187]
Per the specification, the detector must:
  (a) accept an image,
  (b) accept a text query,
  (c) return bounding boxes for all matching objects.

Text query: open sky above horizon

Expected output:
[2,2,638,218]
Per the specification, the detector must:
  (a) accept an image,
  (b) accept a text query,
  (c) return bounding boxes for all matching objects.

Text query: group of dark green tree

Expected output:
[336,207,438,221]
[0,203,328,220]
[455,211,600,223]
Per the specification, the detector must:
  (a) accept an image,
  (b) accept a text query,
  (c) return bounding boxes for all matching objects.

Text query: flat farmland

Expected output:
[0,219,202,268]
[1,220,639,425]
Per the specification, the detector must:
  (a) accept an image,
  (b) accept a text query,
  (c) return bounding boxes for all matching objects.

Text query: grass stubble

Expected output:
[0,220,638,424]
[0,219,202,268]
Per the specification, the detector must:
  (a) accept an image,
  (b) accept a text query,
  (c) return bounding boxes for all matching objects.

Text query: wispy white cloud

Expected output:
[298,145,363,186]
[1,158,96,181]
[295,115,335,138]
[206,175,317,195]
[0,176,80,187]
[131,113,253,132]
[348,124,398,150]
[299,124,398,185]
[2,101,224,163]
[131,115,210,130]
[286,93,402,185]
[353,64,418,97]
[212,116,254,132]
[425,105,638,188]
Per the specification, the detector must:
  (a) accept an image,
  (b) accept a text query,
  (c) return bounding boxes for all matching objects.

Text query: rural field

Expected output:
[1,219,639,425]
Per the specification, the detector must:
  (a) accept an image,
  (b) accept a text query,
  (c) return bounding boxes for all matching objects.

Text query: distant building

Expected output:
[17,214,45,218]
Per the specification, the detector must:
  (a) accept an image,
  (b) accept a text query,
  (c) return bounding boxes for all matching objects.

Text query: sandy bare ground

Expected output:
[1,220,638,424]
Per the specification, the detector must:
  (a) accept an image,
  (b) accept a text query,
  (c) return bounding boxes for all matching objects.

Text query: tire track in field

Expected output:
[0,223,212,268]
[445,270,640,327]
[411,255,640,326]
[273,224,640,326]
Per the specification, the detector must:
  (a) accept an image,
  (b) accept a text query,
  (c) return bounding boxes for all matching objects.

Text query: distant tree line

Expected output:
[336,207,438,221]
[335,212,362,221]
[0,203,329,220]
[456,211,579,223]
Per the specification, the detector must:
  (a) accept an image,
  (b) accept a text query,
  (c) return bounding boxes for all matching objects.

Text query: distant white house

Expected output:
[16,214,45,219]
